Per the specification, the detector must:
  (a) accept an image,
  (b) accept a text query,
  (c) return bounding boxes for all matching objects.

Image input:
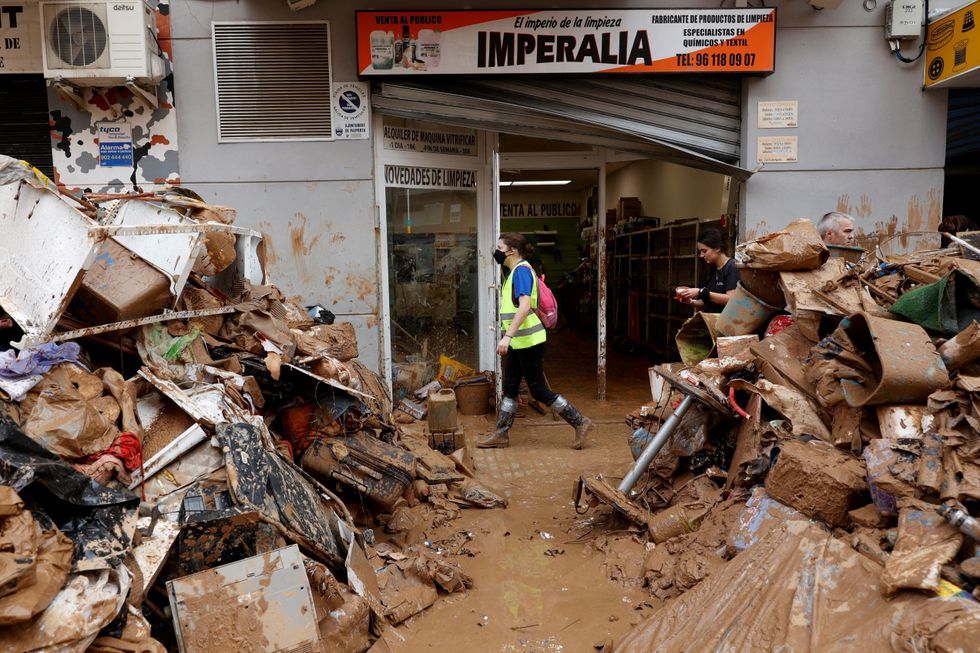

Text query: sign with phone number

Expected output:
[675,51,759,68]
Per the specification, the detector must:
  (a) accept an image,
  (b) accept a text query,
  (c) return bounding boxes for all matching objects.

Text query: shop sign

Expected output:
[924,0,980,88]
[384,164,477,190]
[757,100,798,129]
[383,125,478,156]
[0,2,42,73]
[501,202,580,218]
[97,122,134,167]
[356,8,776,77]
[331,82,371,139]
[757,135,797,163]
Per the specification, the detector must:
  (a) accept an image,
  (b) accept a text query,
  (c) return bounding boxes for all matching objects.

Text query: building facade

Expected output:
[0,0,972,389]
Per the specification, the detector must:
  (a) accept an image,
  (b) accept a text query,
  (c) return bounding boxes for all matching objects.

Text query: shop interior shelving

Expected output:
[607,218,733,359]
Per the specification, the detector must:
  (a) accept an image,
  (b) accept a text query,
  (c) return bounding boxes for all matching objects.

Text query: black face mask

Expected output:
[493,249,508,265]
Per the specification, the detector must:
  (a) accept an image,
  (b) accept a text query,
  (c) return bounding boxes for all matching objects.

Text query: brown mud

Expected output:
[376,331,658,652]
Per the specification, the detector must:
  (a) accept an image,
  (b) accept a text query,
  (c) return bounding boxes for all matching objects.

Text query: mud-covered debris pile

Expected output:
[580,219,980,651]
[0,158,497,652]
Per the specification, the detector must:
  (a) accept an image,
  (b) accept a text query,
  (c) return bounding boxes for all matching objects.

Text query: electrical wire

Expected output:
[892,39,926,63]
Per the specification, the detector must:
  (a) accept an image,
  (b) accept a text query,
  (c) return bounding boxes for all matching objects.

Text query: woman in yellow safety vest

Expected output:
[478,232,594,449]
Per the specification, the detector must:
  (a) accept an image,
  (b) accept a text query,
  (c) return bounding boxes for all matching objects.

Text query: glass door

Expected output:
[386,182,480,397]
[377,117,492,400]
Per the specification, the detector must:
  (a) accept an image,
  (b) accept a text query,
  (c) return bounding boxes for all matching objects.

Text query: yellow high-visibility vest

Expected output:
[500,261,546,349]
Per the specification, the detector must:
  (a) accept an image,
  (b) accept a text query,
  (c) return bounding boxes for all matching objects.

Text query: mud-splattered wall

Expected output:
[740,2,951,245]
[49,1,178,193]
[169,0,382,371]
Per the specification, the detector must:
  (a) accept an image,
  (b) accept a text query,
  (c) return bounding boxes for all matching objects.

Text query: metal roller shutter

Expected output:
[0,75,54,178]
[372,77,749,179]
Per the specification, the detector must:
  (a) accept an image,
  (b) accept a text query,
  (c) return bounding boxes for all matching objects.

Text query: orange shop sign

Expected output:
[356,8,776,77]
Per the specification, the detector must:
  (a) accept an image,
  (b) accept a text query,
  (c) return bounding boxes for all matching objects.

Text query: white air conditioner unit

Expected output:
[40,1,164,86]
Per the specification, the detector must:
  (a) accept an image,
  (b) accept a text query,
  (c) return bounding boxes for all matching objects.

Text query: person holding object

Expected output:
[817,211,856,246]
[674,228,739,313]
[478,232,594,450]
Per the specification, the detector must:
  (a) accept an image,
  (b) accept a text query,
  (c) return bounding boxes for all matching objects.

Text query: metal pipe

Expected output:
[938,504,980,541]
[948,233,980,259]
[618,395,695,494]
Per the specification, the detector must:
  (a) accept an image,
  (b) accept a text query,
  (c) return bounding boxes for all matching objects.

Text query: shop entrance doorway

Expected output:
[497,150,614,399]
[497,140,738,403]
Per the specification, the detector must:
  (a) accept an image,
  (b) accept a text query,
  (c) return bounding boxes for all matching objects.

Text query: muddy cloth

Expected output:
[0,343,83,402]
[0,419,138,571]
[0,343,82,380]
[70,432,142,486]
[615,520,980,653]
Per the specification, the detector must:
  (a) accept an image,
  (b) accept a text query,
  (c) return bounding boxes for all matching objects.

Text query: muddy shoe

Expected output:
[477,431,510,448]
[572,416,594,450]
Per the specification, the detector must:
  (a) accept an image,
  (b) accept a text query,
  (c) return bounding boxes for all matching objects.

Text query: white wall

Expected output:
[171,0,382,370]
[740,2,951,242]
[166,0,958,372]
[605,159,728,223]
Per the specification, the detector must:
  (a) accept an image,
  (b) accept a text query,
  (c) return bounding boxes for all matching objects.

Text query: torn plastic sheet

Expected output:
[615,520,980,653]
[0,419,138,571]
[0,566,131,653]
[137,368,246,428]
[218,423,348,570]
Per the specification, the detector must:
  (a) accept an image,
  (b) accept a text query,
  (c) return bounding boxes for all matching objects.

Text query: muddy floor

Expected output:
[378,332,658,652]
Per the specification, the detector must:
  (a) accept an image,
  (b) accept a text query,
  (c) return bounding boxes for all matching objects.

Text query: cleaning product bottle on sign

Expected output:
[401,25,412,68]
[370,30,393,69]
[418,29,441,67]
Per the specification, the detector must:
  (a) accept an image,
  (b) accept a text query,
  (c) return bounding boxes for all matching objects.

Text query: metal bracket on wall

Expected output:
[51,80,86,112]
[125,78,159,111]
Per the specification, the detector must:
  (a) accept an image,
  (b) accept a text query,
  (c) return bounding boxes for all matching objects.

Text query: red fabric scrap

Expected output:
[764,315,795,338]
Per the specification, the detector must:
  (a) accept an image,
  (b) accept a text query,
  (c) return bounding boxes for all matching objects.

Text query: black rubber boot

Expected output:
[478,397,518,448]
[550,395,594,450]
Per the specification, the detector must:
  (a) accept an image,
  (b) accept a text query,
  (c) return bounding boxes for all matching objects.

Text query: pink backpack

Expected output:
[535,273,558,329]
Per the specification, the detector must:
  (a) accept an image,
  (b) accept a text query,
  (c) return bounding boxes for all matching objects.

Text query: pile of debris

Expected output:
[578,219,980,651]
[0,157,500,652]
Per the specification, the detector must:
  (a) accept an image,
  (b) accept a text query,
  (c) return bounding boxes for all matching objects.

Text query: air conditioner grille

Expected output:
[213,22,332,141]
[49,6,108,67]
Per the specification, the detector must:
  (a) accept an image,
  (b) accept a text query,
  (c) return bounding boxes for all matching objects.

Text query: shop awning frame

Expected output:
[372,78,753,180]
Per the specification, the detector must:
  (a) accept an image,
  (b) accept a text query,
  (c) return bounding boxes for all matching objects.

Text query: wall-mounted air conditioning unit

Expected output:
[40,1,164,86]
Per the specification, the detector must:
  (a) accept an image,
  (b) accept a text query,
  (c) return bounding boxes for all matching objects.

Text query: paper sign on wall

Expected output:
[331,82,371,139]
[97,122,133,167]
[0,2,42,73]
[382,125,478,156]
[757,100,798,128]
[384,165,478,190]
[757,136,797,163]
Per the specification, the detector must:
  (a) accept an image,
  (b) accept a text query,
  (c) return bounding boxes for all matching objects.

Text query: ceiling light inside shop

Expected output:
[500,180,572,186]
